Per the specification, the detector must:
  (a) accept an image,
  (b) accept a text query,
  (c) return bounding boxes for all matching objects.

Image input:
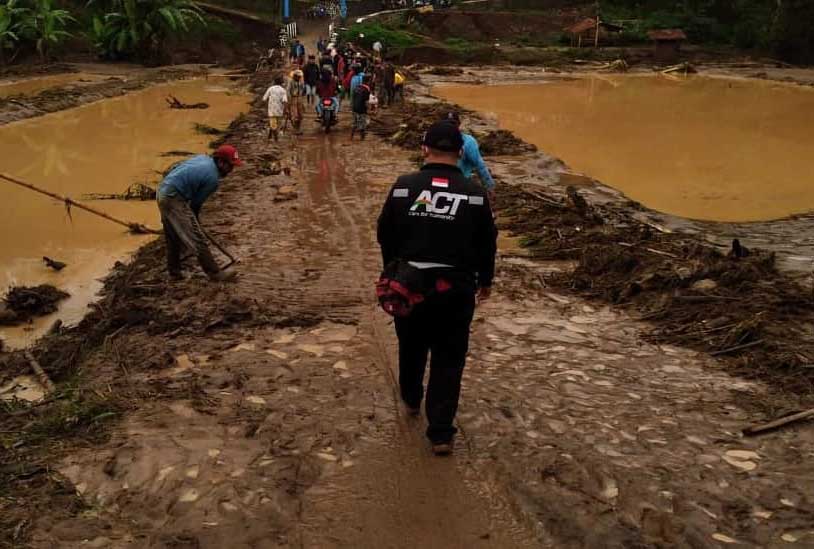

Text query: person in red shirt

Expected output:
[342,67,354,102]
[316,69,340,119]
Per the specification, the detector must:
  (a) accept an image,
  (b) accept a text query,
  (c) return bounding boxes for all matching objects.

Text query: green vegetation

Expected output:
[771,0,814,64]
[86,0,206,63]
[602,0,812,61]
[340,22,421,55]
[28,0,75,62]
[0,0,73,64]
[0,0,26,64]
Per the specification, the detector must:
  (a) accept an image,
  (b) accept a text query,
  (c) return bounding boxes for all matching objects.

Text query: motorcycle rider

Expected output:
[316,68,340,124]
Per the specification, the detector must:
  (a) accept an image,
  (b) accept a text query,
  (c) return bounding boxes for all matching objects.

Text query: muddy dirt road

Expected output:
[3,67,808,547]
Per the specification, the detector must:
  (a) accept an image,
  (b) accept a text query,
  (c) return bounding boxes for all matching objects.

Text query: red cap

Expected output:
[213,144,243,166]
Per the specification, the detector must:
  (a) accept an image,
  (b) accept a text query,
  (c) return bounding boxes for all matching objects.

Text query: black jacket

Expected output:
[304,62,320,86]
[352,84,371,113]
[377,163,497,287]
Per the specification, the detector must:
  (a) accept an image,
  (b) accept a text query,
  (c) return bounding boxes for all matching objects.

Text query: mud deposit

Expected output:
[0,73,103,99]
[0,78,249,349]
[435,75,814,222]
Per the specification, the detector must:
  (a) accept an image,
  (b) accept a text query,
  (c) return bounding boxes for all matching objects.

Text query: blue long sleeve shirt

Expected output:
[459,133,495,190]
[158,155,220,213]
[350,73,365,93]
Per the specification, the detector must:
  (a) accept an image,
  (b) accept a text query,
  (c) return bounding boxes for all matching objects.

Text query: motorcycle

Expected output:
[320,98,337,133]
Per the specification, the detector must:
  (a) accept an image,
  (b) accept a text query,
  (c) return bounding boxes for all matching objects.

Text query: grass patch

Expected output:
[340,22,423,55]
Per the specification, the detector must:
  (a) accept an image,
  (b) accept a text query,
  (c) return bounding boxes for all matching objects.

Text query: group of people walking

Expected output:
[267,39,405,141]
[157,32,498,458]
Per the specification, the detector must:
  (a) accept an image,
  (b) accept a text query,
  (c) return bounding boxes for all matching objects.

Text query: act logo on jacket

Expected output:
[410,190,469,218]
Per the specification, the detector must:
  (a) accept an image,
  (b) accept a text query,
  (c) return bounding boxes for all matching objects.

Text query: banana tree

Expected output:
[94,0,205,63]
[26,0,75,63]
[0,0,28,66]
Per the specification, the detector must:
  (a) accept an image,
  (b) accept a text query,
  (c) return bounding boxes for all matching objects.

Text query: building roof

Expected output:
[566,18,625,35]
[648,29,687,41]
[567,18,598,35]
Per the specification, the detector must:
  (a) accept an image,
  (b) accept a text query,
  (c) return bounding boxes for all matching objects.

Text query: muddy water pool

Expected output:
[435,74,814,222]
[0,78,250,349]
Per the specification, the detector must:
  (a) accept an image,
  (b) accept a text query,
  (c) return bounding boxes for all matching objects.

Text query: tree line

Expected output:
[0,0,207,65]
[604,0,814,64]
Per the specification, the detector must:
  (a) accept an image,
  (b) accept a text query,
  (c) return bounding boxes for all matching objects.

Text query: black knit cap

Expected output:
[422,121,464,153]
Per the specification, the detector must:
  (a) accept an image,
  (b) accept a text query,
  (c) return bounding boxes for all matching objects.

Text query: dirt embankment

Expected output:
[370,100,536,156]
[415,8,585,43]
[0,67,211,126]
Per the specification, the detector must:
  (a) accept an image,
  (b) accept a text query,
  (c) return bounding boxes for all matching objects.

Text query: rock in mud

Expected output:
[1,285,69,326]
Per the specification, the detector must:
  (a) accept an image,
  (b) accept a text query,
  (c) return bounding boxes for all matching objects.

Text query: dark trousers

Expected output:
[394,288,476,444]
[158,195,219,277]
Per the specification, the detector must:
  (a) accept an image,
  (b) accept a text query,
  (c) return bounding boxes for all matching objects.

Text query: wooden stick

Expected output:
[617,242,679,259]
[673,295,740,302]
[24,351,56,394]
[743,408,814,436]
[710,339,764,356]
[0,172,161,234]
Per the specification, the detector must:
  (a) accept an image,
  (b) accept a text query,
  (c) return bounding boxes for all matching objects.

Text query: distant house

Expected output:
[648,29,687,62]
[566,17,624,48]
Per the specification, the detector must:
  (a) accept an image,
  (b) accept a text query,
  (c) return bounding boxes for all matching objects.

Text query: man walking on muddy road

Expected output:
[377,122,497,456]
[263,75,288,142]
[157,146,242,282]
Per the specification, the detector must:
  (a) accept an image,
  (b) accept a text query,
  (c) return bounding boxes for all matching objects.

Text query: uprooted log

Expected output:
[166,95,209,109]
[24,351,56,394]
[662,62,697,75]
[0,172,161,234]
[743,408,814,436]
[597,59,629,72]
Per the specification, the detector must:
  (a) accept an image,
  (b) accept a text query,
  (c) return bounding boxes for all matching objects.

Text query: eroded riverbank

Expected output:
[0,76,250,348]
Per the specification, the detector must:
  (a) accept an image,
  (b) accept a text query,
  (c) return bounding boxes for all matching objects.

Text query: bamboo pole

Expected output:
[24,351,56,394]
[0,172,161,235]
[595,16,601,48]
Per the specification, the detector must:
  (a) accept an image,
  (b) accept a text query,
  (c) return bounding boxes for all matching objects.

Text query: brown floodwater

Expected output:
[435,74,814,222]
[0,78,249,349]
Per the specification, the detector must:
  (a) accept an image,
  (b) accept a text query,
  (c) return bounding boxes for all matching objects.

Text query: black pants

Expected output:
[395,287,476,444]
[158,195,219,277]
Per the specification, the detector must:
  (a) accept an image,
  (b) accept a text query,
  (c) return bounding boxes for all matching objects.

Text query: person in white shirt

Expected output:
[262,75,288,142]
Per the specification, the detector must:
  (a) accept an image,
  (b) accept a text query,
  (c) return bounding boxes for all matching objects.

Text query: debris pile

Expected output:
[499,183,814,397]
[476,130,537,156]
[0,285,70,326]
[372,101,464,150]
[84,182,156,201]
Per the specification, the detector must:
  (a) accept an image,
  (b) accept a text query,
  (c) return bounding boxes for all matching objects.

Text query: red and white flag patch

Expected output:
[431,177,449,189]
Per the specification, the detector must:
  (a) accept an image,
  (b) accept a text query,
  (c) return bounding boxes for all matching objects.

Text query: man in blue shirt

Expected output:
[157,145,242,281]
[444,111,496,198]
